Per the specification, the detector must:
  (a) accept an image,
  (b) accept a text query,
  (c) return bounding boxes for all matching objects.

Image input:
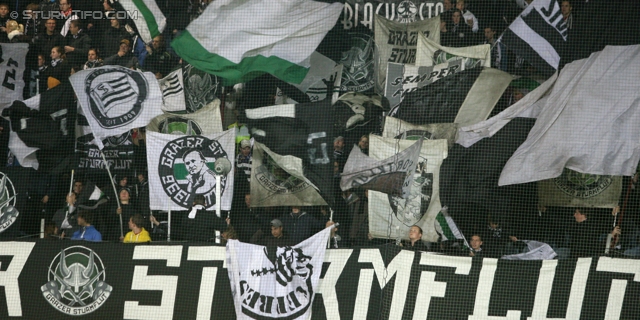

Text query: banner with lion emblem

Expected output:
[226,226,333,319]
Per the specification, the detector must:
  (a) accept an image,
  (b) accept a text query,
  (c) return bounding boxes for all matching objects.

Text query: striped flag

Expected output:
[158,69,185,112]
[171,0,343,85]
[90,75,137,116]
[500,0,568,76]
[118,0,166,43]
[434,208,469,249]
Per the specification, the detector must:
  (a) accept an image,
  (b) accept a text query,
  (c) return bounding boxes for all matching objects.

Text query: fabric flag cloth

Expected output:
[182,63,221,113]
[434,208,469,249]
[226,226,333,319]
[382,116,458,149]
[501,240,557,260]
[70,66,163,149]
[368,135,448,242]
[171,0,343,85]
[340,138,422,198]
[245,99,335,206]
[118,0,166,44]
[146,129,236,211]
[147,99,223,135]
[500,0,567,77]
[275,51,343,105]
[374,14,440,93]
[416,33,491,68]
[250,142,326,207]
[538,168,622,208]
[0,43,28,111]
[458,45,640,186]
[389,67,512,128]
[158,68,185,113]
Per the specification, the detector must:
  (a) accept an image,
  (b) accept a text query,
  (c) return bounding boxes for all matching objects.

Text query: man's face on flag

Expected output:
[184,151,206,175]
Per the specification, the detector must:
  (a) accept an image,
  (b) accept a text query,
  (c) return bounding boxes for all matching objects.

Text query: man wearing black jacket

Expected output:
[64,20,92,71]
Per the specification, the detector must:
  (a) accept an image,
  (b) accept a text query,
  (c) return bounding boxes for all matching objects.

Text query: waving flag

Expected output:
[118,0,166,43]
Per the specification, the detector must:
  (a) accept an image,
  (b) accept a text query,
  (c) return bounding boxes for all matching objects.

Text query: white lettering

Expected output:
[414,255,472,318]
[186,246,226,320]
[0,242,35,316]
[469,258,521,319]
[596,257,640,319]
[317,249,353,319]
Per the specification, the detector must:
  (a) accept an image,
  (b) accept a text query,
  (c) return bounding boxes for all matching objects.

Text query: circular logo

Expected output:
[157,117,203,135]
[41,246,112,316]
[84,67,148,129]
[0,172,18,233]
[397,1,418,23]
[553,168,613,199]
[103,131,132,147]
[388,159,432,226]
[254,149,311,195]
[158,136,228,209]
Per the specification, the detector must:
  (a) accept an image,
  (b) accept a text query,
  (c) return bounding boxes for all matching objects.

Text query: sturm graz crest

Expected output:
[553,168,613,198]
[84,67,148,129]
[0,172,18,233]
[41,246,112,316]
[157,117,203,135]
[396,1,418,23]
[158,136,228,209]
[254,148,310,195]
[388,160,432,226]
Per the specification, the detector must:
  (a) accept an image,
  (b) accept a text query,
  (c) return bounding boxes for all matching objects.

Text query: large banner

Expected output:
[0,43,27,111]
[147,129,235,211]
[0,242,639,319]
[538,168,622,208]
[368,135,448,241]
[415,34,491,68]
[341,0,444,30]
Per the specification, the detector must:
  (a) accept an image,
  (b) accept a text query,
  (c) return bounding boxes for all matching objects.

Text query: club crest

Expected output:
[84,67,148,129]
[0,172,18,233]
[158,136,229,209]
[553,168,613,198]
[41,246,112,316]
[388,159,432,226]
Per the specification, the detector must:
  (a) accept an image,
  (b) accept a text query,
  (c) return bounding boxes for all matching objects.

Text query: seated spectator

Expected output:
[441,9,474,47]
[403,225,429,251]
[71,211,102,241]
[104,39,138,68]
[257,219,291,247]
[469,234,484,257]
[5,20,29,43]
[84,48,104,70]
[52,192,80,237]
[64,20,92,71]
[122,214,151,243]
[279,206,335,245]
[143,35,176,78]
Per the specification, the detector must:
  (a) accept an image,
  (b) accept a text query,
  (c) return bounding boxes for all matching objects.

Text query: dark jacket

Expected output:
[104,52,138,68]
[101,26,131,58]
[65,31,92,70]
[181,208,228,242]
[34,32,65,61]
[144,48,176,77]
[279,211,326,245]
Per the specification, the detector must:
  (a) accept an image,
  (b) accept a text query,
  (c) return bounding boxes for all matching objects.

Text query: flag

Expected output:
[374,14,440,93]
[416,33,491,68]
[340,138,422,198]
[538,168,622,208]
[382,116,458,149]
[501,240,557,260]
[226,226,333,319]
[5,82,75,171]
[0,43,28,111]
[384,60,462,110]
[118,0,166,44]
[250,142,326,207]
[171,0,343,85]
[146,129,236,211]
[389,67,513,128]
[474,45,640,186]
[275,52,343,105]
[147,99,223,135]
[367,135,448,242]
[500,0,567,77]
[434,208,469,249]
[70,66,163,149]
[182,63,221,113]
[158,69,185,113]
[245,99,334,205]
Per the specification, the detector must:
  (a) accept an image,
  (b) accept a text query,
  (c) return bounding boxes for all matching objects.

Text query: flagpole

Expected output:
[68,170,75,195]
[100,151,123,238]
[167,209,171,242]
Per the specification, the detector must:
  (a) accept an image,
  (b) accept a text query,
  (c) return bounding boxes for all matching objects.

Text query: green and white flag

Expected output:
[171,0,343,85]
[118,0,166,44]
[434,208,469,249]
[146,129,236,211]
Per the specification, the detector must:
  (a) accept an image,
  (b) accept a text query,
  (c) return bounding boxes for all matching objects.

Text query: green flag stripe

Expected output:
[132,0,160,38]
[435,212,456,241]
[171,30,309,85]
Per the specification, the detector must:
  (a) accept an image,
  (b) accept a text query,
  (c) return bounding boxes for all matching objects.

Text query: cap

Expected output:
[240,139,251,149]
[120,39,130,46]
[271,219,283,228]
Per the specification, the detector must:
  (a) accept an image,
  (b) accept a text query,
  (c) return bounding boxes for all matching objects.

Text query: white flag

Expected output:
[227,226,333,319]
[118,0,166,44]
[70,66,163,149]
[146,129,236,211]
[0,43,27,111]
[158,68,185,113]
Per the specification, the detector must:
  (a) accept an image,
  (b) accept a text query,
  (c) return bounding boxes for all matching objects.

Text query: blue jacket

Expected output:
[72,226,102,241]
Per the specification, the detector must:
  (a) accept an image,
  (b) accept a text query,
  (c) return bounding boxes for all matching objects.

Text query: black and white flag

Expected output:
[158,68,185,113]
[227,226,333,320]
[147,99,223,135]
[500,0,568,77]
[70,66,163,149]
[0,43,28,111]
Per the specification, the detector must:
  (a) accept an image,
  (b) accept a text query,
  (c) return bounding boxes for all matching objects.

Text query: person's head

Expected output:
[59,0,71,11]
[271,219,283,238]
[129,214,145,230]
[443,0,452,11]
[73,180,83,195]
[561,1,572,18]
[240,139,251,156]
[5,20,23,34]
[470,234,483,250]
[37,54,45,67]
[183,149,207,175]
[244,193,251,207]
[137,172,146,183]
[484,26,496,42]
[574,207,592,223]
[110,17,120,28]
[193,194,206,207]
[51,46,64,60]
[88,48,99,61]
[118,175,128,187]
[66,192,77,205]
[69,20,81,35]
[25,3,39,19]
[103,0,114,11]
[451,9,462,25]
[291,206,301,214]
[409,225,423,242]
[77,211,93,226]
[119,188,130,202]
[333,136,345,151]
[119,39,131,54]
[0,4,8,17]
[358,135,369,150]
[152,35,164,50]
[45,19,57,33]
[456,0,465,11]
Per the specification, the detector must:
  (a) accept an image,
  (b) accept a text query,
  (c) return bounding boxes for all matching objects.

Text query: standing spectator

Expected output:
[58,0,78,37]
[469,234,484,257]
[561,1,573,30]
[257,219,291,246]
[52,192,80,237]
[122,214,151,243]
[24,3,42,37]
[29,54,47,97]
[333,136,345,163]
[403,225,428,251]
[279,206,334,245]
[483,25,507,72]
[100,17,130,58]
[456,0,479,33]
[0,3,10,42]
[35,19,65,63]
[41,46,71,90]
[71,211,102,241]
[104,38,138,68]
[569,207,620,257]
[181,195,229,241]
[39,0,60,23]
[143,35,176,78]
[236,139,252,184]
[5,21,29,43]
[64,20,92,71]
[441,9,474,47]
[358,134,369,155]
[136,172,149,215]
[83,48,103,70]
[106,187,137,241]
